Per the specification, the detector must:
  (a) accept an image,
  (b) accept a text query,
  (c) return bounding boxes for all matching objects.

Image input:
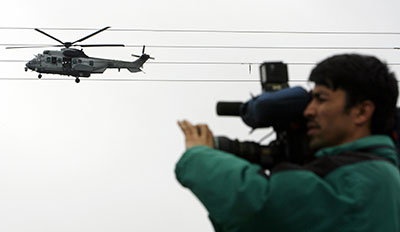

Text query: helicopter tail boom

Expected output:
[127,54,152,72]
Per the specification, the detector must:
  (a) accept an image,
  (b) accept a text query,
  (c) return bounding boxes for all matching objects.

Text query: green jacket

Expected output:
[175,135,400,232]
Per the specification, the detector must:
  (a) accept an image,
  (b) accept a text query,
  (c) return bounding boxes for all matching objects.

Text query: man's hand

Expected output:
[178,120,214,150]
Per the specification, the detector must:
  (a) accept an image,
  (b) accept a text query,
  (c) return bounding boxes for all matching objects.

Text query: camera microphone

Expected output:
[215,87,310,128]
[240,86,310,128]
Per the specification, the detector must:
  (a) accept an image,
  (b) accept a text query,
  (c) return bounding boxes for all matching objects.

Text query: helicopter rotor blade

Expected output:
[79,44,125,47]
[6,45,64,49]
[131,54,155,60]
[35,28,65,46]
[71,26,111,45]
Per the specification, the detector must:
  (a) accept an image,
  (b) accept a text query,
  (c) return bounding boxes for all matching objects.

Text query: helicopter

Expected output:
[7,26,154,83]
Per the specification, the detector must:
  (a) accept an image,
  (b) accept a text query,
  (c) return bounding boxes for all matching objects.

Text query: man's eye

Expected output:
[315,96,327,102]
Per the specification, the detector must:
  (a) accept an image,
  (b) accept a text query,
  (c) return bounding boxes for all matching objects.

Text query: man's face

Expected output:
[303,85,358,151]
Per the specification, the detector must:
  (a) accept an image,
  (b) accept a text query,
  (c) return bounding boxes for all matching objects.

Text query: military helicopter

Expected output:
[7,26,154,83]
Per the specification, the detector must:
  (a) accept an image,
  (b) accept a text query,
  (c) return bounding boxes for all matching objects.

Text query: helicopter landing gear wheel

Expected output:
[24,67,28,72]
[75,78,80,83]
[38,74,42,79]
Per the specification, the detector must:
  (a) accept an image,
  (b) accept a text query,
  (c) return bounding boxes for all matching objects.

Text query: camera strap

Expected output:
[265,145,397,179]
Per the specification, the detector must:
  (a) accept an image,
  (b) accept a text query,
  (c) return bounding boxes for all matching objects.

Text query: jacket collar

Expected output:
[315,135,399,166]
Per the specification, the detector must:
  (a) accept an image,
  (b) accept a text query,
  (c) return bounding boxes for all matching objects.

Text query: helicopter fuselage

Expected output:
[8,26,153,83]
[26,48,149,79]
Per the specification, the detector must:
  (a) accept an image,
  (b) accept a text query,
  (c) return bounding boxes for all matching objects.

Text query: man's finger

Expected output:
[201,124,214,147]
[197,124,208,136]
[178,120,199,138]
[182,120,197,136]
[197,124,214,147]
[178,121,190,135]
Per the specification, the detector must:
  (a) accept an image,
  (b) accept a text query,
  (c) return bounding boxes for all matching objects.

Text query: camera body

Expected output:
[215,62,312,169]
[259,62,289,92]
[215,62,400,168]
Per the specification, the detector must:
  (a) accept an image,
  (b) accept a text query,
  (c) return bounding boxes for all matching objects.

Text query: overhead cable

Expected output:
[2,44,400,50]
[2,60,400,66]
[1,27,400,35]
[124,45,400,50]
[0,77,398,83]
[0,77,310,83]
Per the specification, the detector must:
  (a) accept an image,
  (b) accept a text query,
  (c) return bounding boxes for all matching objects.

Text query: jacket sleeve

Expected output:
[175,146,271,227]
[174,146,352,231]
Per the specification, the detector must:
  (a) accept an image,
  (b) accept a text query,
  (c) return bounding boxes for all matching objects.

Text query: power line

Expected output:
[2,44,400,50]
[0,60,29,62]
[146,61,400,66]
[2,27,400,35]
[2,60,400,66]
[148,62,315,65]
[1,77,397,83]
[2,76,400,83]
[0,60,310,65]
[0,77,310,83]
[124,45,400,50]
[0,77,259,82]
[0,60,311,65]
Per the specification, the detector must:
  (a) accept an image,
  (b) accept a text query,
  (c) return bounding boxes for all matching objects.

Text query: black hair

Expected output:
[309,53,399,135]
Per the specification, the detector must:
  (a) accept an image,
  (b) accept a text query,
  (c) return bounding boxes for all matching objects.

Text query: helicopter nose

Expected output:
[25,62,32,70]
[26,60,35,70]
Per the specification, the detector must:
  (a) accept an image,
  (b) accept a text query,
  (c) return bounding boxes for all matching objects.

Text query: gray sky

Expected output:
[1,0,400,231]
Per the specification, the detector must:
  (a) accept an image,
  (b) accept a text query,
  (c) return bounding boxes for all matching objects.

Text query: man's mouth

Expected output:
[307,122,320,136]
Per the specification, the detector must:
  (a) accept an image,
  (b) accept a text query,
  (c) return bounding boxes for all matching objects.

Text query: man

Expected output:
[175,54,400,232]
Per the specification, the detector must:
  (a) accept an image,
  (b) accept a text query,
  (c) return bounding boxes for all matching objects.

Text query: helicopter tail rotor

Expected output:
[128,46,154,73]
[131,45,155,60]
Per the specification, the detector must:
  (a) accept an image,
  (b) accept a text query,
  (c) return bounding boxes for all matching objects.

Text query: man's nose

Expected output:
[303,101,316,118]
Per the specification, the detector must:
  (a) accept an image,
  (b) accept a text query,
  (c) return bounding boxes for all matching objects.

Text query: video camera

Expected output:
[214,62,313,169]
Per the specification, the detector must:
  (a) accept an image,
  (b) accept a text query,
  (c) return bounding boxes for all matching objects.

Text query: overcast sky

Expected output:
[1,0,400,231]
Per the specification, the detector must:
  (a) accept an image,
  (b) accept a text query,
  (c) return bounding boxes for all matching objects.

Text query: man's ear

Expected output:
[353,100,375,126]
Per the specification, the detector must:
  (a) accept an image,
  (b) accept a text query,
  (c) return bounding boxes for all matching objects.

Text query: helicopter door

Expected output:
[62,57,72,70]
